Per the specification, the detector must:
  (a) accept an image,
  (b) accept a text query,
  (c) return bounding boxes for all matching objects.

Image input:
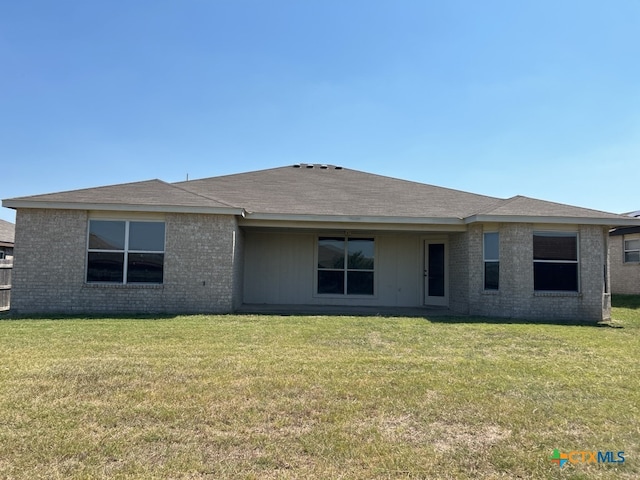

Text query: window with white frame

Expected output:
[533,232,578,292]
[87,220,165,284]
[624,237,640,263]
[483,232,499,290]
[317,237,374,295]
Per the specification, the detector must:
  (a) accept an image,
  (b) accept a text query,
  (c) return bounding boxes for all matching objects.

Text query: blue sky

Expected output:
[1,1,639,223]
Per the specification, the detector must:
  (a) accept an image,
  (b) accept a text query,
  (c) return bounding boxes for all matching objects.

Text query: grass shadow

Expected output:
[612,294,640,310]
[425,315,609,327]
[0,311,183,321]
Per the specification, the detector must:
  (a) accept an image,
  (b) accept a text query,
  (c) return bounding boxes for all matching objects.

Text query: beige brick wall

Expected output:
[448,231,470,315]
[11,209,241,315]
[10,209,613,322]
[232,224,245,310]
[610,233,640,294]
[467,223,610,323]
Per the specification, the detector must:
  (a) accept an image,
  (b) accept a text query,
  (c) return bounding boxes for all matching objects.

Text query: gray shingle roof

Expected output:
[3,164,639,226]
[0,219,15,244]
[475,195,627,220]
[174,165,502,218]
[6,179,237,210]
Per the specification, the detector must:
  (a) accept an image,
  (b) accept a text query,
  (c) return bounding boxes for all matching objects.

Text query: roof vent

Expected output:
[293,163,341,170]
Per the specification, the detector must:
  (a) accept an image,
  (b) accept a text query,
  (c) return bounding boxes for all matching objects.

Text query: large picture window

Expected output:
[317,237,374,295]
[483,232,499,290]
[87,220,165,284]
[624,237,640,263]
[533,232,578,292]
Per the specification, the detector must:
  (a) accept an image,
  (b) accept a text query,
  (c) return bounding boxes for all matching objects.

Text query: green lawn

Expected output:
[0,298,638,479]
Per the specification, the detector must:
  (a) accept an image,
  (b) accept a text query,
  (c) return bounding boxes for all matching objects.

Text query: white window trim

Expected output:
[623,236,640,263]
[314,236,377,297]
[86,219,166,285]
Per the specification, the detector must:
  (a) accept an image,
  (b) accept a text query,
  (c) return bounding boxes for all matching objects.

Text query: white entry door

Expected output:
[424,240,448,306]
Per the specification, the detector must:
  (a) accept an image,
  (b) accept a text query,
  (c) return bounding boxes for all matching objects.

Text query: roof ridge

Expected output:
[159,179,240,209]
[470,195,522,216]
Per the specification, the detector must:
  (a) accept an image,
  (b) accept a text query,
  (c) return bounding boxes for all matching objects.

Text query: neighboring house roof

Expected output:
[610,209,640,236]
[0,219,15,247]
[4,164,640,227]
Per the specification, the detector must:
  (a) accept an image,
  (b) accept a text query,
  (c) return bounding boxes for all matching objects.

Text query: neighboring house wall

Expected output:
[11,209,240,315]
[0,246,13,261]
[610,233,640,294]
[0,259,11,311]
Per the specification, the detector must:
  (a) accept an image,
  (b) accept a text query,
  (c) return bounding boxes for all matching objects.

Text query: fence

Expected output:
[0,260,11,311]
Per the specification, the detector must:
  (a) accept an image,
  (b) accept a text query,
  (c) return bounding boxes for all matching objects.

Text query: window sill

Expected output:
[534,291,581,297]
[313,294,377,299]
[83,283,164,289]
[481,290,500,295]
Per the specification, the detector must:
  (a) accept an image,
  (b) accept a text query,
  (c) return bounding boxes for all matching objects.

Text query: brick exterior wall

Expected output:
[231,222,245,310]
[448,231,469,315]
[610,233,640,294]
[11,209,241,315]
[466,223,610,323]
[10,209,612,322]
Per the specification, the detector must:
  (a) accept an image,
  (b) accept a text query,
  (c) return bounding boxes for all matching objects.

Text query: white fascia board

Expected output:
[243,212,465,225]
[2,200,244,216]
[244,212,464,224]
[239,213,467,232]
[466,214,640,227]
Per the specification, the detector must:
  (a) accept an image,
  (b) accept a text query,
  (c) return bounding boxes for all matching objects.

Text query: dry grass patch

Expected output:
[428,422,511,454]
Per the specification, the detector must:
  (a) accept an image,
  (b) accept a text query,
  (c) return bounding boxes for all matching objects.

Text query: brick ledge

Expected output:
[533,291,581,297]
[82,283,164,290]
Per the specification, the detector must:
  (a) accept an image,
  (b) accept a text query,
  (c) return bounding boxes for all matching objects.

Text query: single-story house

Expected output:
[3,164,640,322]
[609,210,640,295]
[0,219,15,261]
[0,219,14,311]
